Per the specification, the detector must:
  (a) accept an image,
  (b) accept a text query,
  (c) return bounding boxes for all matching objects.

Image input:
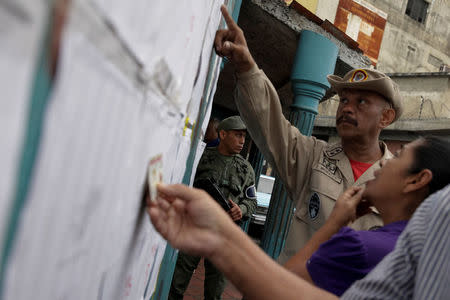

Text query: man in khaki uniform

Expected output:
[214,6,403,264]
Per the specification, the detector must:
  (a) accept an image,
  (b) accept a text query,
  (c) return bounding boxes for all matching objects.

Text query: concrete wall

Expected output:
[313,0,450,72]
[390,74,450,119]
[358,0,450,72]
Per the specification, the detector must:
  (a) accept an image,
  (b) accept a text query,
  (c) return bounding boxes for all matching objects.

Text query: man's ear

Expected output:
[403,169,433,193]
[219,130,226,140]
[379,108,396,129]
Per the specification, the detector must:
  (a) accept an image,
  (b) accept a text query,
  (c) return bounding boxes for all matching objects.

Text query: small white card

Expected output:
[148,154,163,202]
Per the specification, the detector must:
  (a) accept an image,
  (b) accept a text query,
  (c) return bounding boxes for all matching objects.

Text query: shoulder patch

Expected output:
[325,146,343,157]
[309,193,320,219]
[320,156,337,174]
[245,185,257,199]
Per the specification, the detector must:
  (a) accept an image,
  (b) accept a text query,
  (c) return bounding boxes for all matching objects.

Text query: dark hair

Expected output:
[408,136,450,195]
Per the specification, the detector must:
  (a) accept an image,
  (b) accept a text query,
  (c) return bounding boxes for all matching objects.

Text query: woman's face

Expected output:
[363,139,422,205]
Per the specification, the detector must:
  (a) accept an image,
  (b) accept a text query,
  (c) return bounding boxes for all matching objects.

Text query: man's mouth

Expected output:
[337,116,358,126]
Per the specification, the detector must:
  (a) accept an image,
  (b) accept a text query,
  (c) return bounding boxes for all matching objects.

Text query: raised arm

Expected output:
[148,184,337,300]
[214,6,322,200]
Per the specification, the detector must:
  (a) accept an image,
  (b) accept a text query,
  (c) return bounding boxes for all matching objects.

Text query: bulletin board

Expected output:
[0,0,236,299]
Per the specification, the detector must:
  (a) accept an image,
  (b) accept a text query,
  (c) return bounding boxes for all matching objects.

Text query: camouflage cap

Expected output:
[217,116,246,132]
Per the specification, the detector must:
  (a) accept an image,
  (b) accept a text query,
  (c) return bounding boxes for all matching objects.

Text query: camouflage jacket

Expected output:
[194,147,257,219]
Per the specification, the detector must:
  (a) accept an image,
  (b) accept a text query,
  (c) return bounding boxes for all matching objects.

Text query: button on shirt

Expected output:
[307,221,408,296]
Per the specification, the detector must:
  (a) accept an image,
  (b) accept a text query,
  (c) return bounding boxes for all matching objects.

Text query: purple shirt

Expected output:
[306,220,408,296]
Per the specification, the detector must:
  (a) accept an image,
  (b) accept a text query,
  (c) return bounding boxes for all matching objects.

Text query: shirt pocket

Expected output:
[228,174,244,197]
[296,167,343,231]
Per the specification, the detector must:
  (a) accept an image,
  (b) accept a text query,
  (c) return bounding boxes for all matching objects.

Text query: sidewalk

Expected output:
[183,258,243,300]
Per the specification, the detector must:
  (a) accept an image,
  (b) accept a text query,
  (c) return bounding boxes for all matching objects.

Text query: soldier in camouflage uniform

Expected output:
[168,116,257,300]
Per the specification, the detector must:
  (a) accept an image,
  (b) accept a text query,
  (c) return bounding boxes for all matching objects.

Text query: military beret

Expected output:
[327,68,403,122]
[217,116,247,132]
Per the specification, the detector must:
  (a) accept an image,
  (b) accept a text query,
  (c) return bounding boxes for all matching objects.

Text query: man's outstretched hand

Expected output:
[215,5,256,73]
[147,184,233,257]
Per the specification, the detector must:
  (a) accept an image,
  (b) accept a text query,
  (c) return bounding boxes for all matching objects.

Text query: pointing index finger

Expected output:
[220,4,238,29]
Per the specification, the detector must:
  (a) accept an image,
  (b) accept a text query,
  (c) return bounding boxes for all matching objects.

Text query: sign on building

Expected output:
[334,0,387,65]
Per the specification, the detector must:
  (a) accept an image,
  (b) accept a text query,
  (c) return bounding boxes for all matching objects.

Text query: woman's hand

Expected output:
[147,184,234,257]
[329,186,371,226]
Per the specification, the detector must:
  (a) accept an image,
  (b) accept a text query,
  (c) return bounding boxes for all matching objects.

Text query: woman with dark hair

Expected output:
[284,136,450,296]
[148,136,450,300]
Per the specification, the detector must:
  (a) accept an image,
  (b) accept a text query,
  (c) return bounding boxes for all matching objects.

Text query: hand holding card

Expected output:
[148,154,163,202]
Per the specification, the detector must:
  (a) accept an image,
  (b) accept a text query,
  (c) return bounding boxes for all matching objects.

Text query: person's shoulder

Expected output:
[325,227,363,249]
[231,155,254,176]
[334,226,360,238]
[234,154,253,168]
[358,223,405,243]
[199,147,220,166]
[204,147,217,153]
[432,184,450,210]
[202,147,218,157]
[421,184,450,227]
[313,227,365,260]
[233,153,247,162]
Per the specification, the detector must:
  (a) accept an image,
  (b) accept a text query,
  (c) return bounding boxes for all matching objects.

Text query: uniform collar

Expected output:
[355,142,392,186]
[209,147,239,158]
[324,140,393,185]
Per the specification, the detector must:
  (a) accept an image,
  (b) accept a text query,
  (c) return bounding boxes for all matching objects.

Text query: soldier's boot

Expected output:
[168,252,201,300]
[204,258,226,300]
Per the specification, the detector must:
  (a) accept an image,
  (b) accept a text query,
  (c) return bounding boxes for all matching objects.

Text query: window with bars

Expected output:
[405,0,429,24]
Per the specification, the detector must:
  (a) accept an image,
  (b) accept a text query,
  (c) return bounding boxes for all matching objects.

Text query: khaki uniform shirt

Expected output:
[235,66,391,264]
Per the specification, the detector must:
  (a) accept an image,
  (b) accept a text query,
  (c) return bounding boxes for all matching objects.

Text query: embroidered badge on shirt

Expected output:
[309,193,320,219]
[321,156,337,174]
[325,147,343,157]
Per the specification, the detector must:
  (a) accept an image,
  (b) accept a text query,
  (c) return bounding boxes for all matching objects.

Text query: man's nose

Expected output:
[341,102,356,114]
